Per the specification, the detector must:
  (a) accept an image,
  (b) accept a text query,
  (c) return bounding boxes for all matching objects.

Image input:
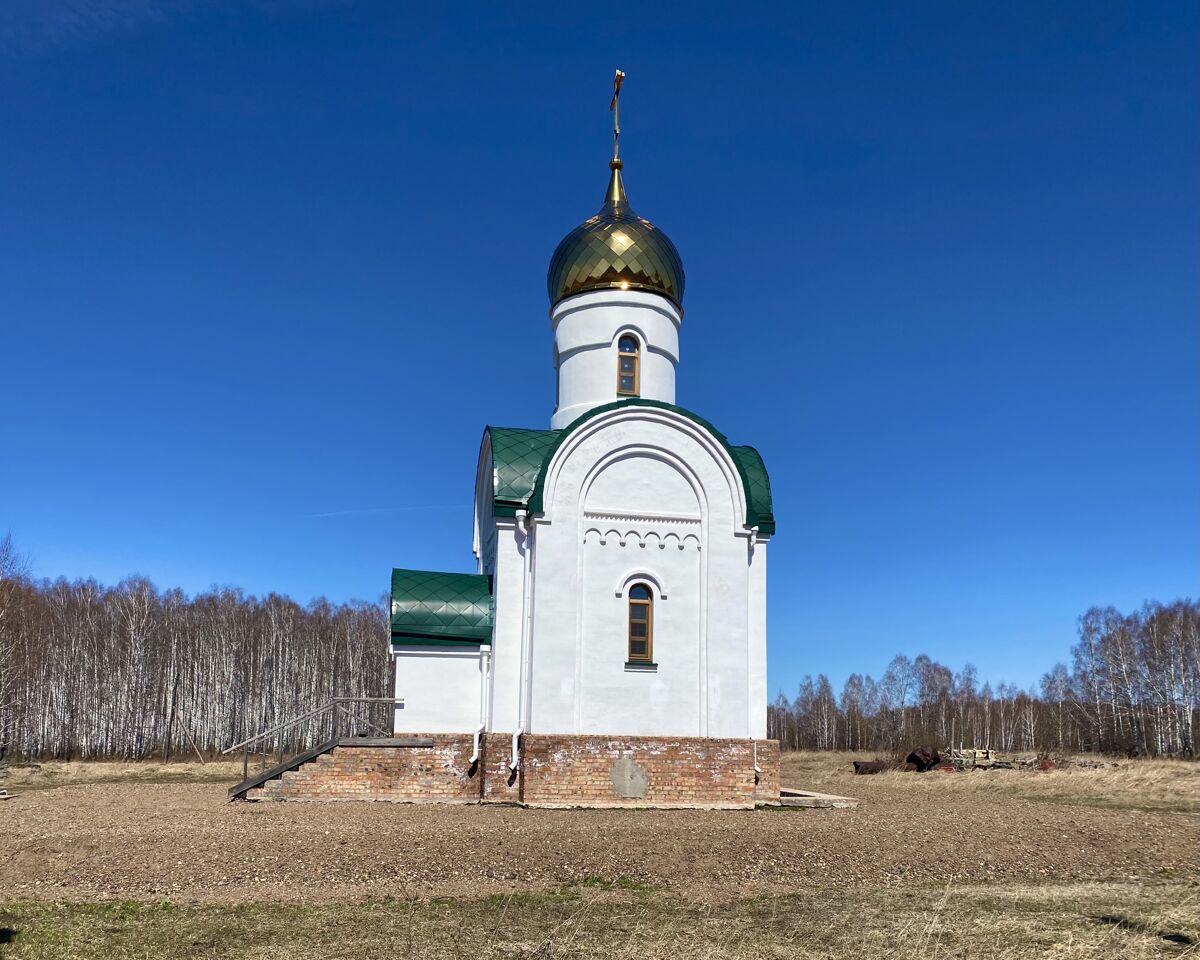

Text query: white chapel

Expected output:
[386,76,777,803]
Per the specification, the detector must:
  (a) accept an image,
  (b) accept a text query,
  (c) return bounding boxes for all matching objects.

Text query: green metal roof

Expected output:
[390,569,493,645]
[485,399,774,536]
[486,427,561,516]
[728,445,775,534]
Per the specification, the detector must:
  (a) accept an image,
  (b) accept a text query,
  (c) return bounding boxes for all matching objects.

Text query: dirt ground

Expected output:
[2,753,1196,904]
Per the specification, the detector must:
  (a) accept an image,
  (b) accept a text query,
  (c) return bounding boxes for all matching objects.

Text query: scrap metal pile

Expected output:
[851,746,1123,774]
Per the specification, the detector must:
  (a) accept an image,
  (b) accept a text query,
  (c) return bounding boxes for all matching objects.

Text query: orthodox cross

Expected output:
[610,69,626,162]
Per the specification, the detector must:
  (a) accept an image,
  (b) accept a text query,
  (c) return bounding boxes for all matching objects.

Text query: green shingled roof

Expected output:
[728,445,775,534]
[486,426,561,516]
[485,399,775,536]
[390,569,493,645]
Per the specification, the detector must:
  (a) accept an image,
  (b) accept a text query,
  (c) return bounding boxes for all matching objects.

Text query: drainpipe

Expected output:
[753,741,762,779]
[468,723,486,766]
[469,635,491,765]
[509,727,524,772]
[512,508,533,772]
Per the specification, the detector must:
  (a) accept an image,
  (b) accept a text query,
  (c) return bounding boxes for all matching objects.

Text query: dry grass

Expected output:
[1,880,1197,959]
[781,751,1200,814]
[2,760,245,791]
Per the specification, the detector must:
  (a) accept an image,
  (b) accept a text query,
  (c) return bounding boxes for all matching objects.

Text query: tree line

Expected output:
[1,532,1195,760]
[0,537,389,759]
[768,600,1199,758]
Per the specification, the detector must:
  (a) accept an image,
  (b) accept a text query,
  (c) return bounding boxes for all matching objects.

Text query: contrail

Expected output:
[305,505,466,519]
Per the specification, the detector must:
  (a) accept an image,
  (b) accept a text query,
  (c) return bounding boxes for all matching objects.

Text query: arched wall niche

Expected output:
[582,449,701,520]
[539,406,747,533]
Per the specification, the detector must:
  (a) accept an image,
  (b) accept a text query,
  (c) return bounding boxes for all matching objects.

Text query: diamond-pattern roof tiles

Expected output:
[728,446,776,535]
[487,426,561,510]
[547,198,685,309]
[390,569,493,644]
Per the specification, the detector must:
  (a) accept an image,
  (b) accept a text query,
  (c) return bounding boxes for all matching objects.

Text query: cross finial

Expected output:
[610,69,625,162]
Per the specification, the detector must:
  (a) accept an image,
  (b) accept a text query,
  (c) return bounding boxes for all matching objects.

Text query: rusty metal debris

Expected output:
[850,747,1124,776]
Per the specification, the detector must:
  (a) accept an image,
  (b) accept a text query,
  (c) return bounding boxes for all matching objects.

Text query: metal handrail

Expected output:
[222,697,404,784]
[221,698,403,754]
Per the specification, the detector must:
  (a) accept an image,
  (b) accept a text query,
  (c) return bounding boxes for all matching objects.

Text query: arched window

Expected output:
[627,583,653,662]
[617,334,640,397]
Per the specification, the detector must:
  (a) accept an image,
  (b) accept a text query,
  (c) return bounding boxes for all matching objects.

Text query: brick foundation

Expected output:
[752,739,781,805]
[522,735,769,809]
[244,734,780,809]
[480,732,523,803]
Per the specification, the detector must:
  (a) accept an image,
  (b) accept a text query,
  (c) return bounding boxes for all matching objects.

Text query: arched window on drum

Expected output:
[617,334,640,397]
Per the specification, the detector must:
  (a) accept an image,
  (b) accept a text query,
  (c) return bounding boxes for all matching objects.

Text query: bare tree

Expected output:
[768,598,1199,758]
[0,533,30,755]
[1,552,389,759]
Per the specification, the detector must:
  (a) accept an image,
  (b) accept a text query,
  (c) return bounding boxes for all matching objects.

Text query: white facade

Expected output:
[509,405,768,738]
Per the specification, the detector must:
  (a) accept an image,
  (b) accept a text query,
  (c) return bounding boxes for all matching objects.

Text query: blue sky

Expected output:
[1,1,1196,699]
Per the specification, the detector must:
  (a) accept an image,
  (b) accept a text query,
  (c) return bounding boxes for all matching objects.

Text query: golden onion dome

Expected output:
[547,159,685,310]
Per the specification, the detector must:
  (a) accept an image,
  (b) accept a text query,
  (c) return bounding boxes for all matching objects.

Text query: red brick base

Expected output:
[523,735,765,809]
[752,739,781,805]
[244,734,781,809]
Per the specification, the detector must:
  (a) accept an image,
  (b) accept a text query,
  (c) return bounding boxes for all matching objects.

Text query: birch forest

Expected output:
[769,600,1200,758]
[0,533,1196,759]
[0,536,389,759]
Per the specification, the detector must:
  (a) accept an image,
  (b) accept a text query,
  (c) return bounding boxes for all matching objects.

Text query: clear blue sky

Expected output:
[2,2,1196,699]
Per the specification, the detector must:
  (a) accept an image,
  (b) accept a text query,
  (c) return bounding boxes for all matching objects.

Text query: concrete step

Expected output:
[778,787,859,809]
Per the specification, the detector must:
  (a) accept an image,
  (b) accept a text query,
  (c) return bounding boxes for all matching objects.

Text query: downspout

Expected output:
[469,553,495,767]
[468,630,491,765]
[509,728,523,772]
[468,722,486,766]
[512,509,533,772]
[747,525,761,741]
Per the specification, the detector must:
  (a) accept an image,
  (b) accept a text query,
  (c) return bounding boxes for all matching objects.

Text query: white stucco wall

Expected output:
[391,645,485,734]
[520,405,767,738]
[551,290,681,429]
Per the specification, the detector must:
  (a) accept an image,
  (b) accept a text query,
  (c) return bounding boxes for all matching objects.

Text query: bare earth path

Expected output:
[2,756,1197,903]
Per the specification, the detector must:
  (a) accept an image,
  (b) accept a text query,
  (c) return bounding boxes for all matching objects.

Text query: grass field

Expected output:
[781,752,1200,814]
[1,753,1197,958]
[2,880,1198,959]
